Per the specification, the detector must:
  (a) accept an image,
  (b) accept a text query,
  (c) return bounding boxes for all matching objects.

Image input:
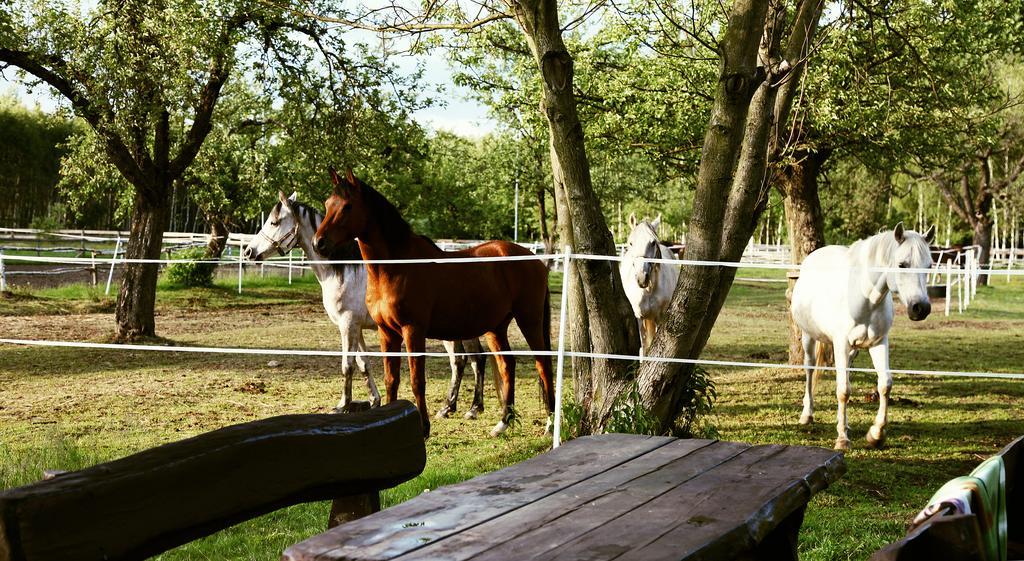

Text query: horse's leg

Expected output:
[355,328,380,408]
[465,338,486,420]
[642,317,657,355]
[379,326,402,404]
[484,327,516,437]
[834,340,853,451]
[401,325,430,439]
[334,318,355,412]
[637,317,647,358]
[517,316,555,435]
[436,340,465,419]
[799,333,817,425]
[866,337,891,448]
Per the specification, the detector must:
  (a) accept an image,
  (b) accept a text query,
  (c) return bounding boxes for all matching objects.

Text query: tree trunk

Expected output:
[114,184,170,340]
[206,216,230,259]
[511,0,640,430]
[973,217,992,286]
[780,147,830,364]
[635,0,772,431]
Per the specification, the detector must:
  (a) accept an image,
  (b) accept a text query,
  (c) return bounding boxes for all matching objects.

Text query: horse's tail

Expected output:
[543,287,552,352]
[813,340,834,391]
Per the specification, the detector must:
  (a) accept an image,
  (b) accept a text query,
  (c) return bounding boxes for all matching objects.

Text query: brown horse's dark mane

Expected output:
[358,178,442,253]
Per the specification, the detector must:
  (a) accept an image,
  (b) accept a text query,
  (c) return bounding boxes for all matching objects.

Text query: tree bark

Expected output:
[510,0,640,429]
[973,217,993,286]
[635,0,772,431]
[205,215,230,259]
[780,147,830,363]
[115,183,171,339]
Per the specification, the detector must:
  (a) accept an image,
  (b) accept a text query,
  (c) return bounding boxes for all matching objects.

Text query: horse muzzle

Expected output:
[908,301,931,321]
[313,235,331,255]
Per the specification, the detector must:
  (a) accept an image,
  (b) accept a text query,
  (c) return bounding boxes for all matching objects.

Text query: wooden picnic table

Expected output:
[284,434,846,561]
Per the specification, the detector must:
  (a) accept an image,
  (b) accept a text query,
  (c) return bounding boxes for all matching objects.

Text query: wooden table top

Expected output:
[284,434,846,561]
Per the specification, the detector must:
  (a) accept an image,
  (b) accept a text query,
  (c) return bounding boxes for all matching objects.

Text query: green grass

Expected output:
[1,273,1022,560]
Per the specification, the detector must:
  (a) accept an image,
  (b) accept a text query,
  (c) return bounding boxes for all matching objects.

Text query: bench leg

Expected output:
[327,492,381,529]
[741,505,805,561]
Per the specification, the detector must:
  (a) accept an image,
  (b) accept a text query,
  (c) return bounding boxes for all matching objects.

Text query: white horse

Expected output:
[791,223,935,450]
[243,192,488,418]
[620,214,680,354]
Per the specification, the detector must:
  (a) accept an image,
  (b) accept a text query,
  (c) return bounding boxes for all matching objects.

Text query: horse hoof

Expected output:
[866,426,886,448]
[489,421,509,437]
[336,401,371,414]
[435,407,453,419]
[544,416,554,435]
[422,419,431,440]
[834,437,851,451]
[463,407,480,420]
[799,414,814,425]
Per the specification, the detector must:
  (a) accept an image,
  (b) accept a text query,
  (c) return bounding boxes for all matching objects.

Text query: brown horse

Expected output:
[312,168,555,438]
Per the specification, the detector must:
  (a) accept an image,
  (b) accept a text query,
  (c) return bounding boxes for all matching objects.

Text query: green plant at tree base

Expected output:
[559,366,718,441]
[163,247,217,288]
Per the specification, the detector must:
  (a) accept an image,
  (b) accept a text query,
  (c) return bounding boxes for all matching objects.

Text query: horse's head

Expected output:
[888,222,936,321]
[243,191,301,261]
[625,213,663,290]
[313,167,366,256]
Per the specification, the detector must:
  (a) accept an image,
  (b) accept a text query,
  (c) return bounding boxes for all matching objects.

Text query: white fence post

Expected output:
[237,238,244,294]
[0,250,6,292]
[964,252,972,308]
[105,237,121,296]
[288,250,294,285]
[553,245,572,449]
[944,262,951,317]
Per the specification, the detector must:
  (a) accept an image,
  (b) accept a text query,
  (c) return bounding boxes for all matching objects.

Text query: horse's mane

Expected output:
[853,229,929,265]
[357,179,416,251]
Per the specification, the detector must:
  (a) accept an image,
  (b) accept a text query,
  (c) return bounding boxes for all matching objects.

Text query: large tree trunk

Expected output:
[206,215,230,259]
[634,0,824,433]
[635,0,772,430]
[511,0,640,430]
[973,217,993,286]
[114,184,170,340]
[780,147,830,364]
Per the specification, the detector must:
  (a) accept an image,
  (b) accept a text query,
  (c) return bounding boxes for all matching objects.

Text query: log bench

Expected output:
[284,435,846,561]
[0,401,426,561]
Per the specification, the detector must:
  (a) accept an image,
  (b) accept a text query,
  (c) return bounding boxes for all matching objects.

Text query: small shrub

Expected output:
[674,365,718,439]
[559,395,586,442]
[163,247,216,288]
[606,381,661,436]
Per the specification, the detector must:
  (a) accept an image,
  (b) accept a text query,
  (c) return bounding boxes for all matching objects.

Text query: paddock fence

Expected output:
[2,245,1023,448]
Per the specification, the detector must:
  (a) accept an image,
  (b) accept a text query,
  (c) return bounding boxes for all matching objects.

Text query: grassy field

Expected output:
[1,267,1022,560]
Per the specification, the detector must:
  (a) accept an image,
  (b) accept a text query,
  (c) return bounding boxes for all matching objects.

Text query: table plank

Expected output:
[534,444,844,561]
[284,434,674,561]
[405,439,749,561]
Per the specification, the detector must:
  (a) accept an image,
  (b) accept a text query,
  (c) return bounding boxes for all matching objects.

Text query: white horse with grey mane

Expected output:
[243,192,488,417]
[620,214,680,355]
[792,223,935,450]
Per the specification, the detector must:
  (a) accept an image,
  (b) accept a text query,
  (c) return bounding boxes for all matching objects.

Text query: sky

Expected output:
[1,40,498,138]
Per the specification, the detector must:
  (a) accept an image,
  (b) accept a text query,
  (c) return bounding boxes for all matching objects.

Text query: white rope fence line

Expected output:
[2,337,1023,381]
[1,250,1019,276]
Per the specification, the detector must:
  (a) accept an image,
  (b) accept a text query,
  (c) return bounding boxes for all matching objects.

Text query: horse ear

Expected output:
[288,191,298,201]
[924,224,936,244]
[894,222,905,243]
[329,167,342,190]
[278,190,289,205]
[345,167,357,186]
[651,213,662,230]
[629,212,637,229]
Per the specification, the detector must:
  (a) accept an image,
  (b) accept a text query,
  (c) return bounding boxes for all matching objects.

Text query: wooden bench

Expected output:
[0,401,426,561]
[284,434,846,561]
[871,435,1023,561]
